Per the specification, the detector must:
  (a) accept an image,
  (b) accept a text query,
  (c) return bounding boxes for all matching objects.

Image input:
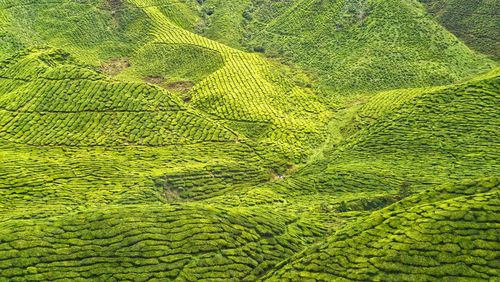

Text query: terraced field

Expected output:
[0,0,499,281]
[265,177,500,281]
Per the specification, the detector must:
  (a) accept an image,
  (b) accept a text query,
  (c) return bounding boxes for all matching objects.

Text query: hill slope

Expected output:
[284,68,500,195]
[265,177,500,281]
[227,0,494,93]
[420,0,500,59]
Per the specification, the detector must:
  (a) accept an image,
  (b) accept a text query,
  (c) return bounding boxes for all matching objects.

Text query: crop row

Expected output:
[351,78,499,160]
[285,72,500,195]
[153,162,269,200]
[0,51,183,112]
[0,110,236,146]
[0,79,182,112]
[0,141,266,213]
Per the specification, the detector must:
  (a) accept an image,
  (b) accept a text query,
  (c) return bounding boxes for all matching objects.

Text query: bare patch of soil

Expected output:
[102,0,122,11]
[143,76,164,85]
[101,58,130,76]
[165,81,194,93]
[143,78,194,103]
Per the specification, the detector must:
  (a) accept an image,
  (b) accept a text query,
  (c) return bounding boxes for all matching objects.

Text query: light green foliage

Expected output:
[196,0,252,49]
[129,3,331,161]
[194,0,495,93]
[0,0,498,280]
[0,204,322,281]
[0,48,236,146]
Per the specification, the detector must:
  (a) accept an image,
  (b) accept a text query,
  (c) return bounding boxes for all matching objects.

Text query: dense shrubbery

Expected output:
[198,0,494,93]
[421,0,500,59]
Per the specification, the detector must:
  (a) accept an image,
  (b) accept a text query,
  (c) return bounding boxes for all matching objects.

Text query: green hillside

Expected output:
[285,68,500,195]
[265,177,500,281]
[420,0,500,59]
[208,0,495,93]
[0,0,499,281]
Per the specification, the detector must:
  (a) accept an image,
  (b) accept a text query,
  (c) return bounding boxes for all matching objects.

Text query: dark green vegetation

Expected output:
[0,0,499,281]
[202,0,495,93]
[420,0,500,59]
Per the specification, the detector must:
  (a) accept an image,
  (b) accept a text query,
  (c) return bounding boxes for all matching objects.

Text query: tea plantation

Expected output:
[0,0,498,281]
